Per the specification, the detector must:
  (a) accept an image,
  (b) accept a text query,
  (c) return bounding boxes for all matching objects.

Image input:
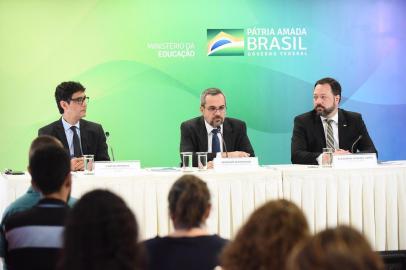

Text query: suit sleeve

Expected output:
[38,126,47,136]
[180,122,215,166]
[95,125,110,161]
[179,122,194,166]
[180,122,196,153]
[291,116,320,165]
[355,115,378,156]
[238,122,255,157]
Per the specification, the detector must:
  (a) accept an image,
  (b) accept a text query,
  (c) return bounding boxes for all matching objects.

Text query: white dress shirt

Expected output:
[61,117,82,158]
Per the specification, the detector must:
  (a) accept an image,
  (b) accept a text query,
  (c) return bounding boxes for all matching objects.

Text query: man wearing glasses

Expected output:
[180,87,254,166]
[38,81,110,171]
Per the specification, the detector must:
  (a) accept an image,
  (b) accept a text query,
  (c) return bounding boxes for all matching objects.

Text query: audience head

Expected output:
[221,199,309,270]
[168,174,211,230]
[59,189,141,270]
[287,225,384,270]
[29,135,63,159]
[29,143,71,196]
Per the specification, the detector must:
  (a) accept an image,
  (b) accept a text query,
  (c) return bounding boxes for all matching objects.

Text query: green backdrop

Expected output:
[2,0,403,170]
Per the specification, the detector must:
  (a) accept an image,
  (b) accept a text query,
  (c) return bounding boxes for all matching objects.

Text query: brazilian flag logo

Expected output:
[207,29,244,56]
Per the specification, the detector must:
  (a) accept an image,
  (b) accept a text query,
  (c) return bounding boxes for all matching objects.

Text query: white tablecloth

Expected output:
[279,164,406,250]
[0,168,283,240]
[1,164,405,250]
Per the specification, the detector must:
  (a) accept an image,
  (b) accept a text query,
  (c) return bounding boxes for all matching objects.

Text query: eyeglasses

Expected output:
[205,105,226,113]
[69,96,89,105]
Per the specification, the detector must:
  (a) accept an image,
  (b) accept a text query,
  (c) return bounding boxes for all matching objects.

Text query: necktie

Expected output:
[325,119,335,150]
[70,126,82,157]
[211,129,221,153]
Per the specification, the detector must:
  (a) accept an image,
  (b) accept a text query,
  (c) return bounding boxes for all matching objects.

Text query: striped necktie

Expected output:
[325,119,335,150]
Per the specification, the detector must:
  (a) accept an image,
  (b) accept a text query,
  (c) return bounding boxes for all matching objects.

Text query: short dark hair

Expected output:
[200,87,226,106]
[29,135,63,159]
[59,189,142,270]
[314,77,341,101]
[168,175,210,229]
[29,144,70,195]
[55,81,86,114]
[288,225,384,270]
[221,199,309,270]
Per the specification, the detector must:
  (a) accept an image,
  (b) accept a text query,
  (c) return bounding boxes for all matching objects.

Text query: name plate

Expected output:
[213,157,259,171]
[94,161,141,176]
[333,153,377,168]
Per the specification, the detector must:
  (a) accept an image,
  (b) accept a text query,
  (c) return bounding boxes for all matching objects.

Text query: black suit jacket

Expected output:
[291,109,377,165]
[38,118,110,161]
[180,116,255,165]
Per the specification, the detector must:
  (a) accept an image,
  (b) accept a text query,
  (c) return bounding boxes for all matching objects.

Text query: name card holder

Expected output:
[333,153,377,168]
[213,157,259,171]
[94,161,141,176]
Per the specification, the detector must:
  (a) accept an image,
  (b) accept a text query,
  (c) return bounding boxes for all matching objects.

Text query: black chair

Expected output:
[378,250,406,270]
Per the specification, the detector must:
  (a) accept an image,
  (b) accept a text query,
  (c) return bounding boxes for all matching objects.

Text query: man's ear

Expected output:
[335,95,341,104]
[200,105,204,114]
[60,100,69,111]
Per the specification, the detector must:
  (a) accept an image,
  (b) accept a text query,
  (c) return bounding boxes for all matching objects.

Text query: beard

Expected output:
[315,104,336,117]
[210,116,224,127]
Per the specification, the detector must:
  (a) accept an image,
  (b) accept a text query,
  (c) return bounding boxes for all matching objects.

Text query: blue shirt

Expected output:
[61,117,82,158]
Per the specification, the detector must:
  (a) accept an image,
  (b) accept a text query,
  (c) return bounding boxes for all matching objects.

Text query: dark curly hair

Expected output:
[287,225,384,270]
[220,199,309,270]
[168,174,211,229]
[58,189,143,270]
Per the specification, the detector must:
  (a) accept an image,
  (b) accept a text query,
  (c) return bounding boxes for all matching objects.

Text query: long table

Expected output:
[1,163,405,251]
[0,168,283,240]
[278,163,406,251]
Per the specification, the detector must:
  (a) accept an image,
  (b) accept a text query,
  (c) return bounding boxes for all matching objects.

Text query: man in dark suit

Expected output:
[38,81,109,171]
[180,88,254,166]
[291,77,377,165]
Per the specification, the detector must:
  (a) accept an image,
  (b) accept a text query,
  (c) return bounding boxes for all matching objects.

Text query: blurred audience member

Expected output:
[3,145,72,270]
[143,174,227,270]
[0,135,76,269]
[221,199,309,270]
[287,225,384,270]
[58,189,142,270]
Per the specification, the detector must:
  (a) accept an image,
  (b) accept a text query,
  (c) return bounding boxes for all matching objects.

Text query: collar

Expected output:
[61,117,80,132]
[204,119,223,135]
[320,110,338,124]
[37,198,68,208]
[27,185,39,194]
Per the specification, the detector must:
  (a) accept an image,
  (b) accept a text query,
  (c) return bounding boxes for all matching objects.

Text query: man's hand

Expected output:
[334,149,351,155]
[71,157,84,171]
[222,151,250,158]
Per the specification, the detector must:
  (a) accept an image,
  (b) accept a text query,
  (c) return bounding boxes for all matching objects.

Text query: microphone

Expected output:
[351,135,362,153]
[217,126,228,158]
[105,131,115,161]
